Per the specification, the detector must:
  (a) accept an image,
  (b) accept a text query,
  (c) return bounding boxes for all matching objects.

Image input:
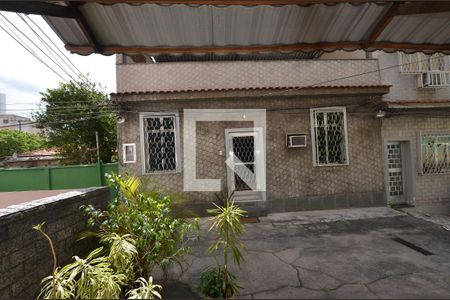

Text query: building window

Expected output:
[2,119,8,124]
[141,113,179,173]
[420,133,450,174]
[399,52,450,74]
[310,107,349,166]
[123,143,136,163]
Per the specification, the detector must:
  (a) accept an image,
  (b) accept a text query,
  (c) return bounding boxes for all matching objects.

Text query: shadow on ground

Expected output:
[161,207,450,299]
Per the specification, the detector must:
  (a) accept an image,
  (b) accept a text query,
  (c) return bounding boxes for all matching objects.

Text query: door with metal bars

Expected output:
[225,128,266,202]
[387,142,406,204]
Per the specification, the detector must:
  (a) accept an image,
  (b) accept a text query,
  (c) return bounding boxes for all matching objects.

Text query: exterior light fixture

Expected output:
[242,113,246,119]
[376,110,386,118]
[117,115,126,124]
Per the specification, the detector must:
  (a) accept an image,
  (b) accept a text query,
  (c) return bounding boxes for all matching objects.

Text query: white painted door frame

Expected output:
[225,127,266,202]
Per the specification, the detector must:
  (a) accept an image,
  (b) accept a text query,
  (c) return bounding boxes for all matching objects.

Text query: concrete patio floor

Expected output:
[162,207,450,299]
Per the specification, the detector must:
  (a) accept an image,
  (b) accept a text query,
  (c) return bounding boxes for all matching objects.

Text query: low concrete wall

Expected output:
[0,187,109,298]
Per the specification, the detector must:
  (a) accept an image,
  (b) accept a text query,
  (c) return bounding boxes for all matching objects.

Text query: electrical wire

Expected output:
[0,12,77,82]
[23,14,85,80]
[0,19,68,82]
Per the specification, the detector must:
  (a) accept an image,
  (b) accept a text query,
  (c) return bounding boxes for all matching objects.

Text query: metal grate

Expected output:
[399,52,450,74]
[387,143,404,197]
[232,136,255,191]
[144,115,177,173]
[421,133,450,174]
[312,109,348,166]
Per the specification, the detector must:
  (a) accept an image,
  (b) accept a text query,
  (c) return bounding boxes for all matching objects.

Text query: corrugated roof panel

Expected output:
[44,16,89,45]
[75,3,389,47]
[80,3,213,47]
[378,12,450,44]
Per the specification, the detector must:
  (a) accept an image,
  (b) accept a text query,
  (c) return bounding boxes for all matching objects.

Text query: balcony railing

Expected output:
[418,71,450,88]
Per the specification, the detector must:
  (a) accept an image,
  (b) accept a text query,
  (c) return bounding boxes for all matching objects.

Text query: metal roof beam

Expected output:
[396,1,450,15]
[365,2,400,44]
[0,1,78,18]
[65,42,450,56]
[66,1,102,53]
[75,0,420,5]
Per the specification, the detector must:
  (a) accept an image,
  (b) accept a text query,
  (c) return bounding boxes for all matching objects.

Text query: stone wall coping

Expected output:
[0,187,108,223]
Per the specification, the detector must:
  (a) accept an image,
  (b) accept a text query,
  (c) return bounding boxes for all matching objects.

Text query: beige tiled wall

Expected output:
[382,115,450,206]
[117,94,384,207]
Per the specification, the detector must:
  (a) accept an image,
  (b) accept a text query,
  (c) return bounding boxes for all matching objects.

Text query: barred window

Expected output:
[142,113,179,173]
[311,107,348,166]
[421,133,450,174]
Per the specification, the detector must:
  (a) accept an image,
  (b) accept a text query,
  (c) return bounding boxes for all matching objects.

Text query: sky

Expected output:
[0,12,116,117]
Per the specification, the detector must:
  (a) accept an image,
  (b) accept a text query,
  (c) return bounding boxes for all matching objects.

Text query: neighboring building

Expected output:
[378,52,450,207]
[0,148,62,168]
[113,54,390,215]
[0,94,37,134]
[0,93,6,114]
[0,114,34,132]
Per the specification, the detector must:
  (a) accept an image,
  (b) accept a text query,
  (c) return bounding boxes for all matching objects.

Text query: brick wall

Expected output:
[117,94,385,214]
[0,187,109,298]
[382,116,450,206]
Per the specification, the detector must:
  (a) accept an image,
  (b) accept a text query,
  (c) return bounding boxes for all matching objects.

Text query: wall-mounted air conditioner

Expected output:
[418,71,450,88]
[287,134,307,148]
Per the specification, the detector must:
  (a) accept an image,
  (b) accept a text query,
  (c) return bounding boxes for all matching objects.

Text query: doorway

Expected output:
[225,127,266,202]
[385,141,414,206]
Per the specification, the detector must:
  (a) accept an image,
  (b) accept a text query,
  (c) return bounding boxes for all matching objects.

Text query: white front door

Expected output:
[225,127,266,202]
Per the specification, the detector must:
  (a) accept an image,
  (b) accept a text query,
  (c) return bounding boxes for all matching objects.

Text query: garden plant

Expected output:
[35,172,198,299]
[199,193,247,299]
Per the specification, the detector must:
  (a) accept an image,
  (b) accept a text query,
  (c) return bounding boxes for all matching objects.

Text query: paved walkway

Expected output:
[162,207,450,299]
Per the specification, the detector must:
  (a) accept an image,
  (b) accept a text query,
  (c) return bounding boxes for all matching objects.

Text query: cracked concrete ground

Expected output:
[161,207,450,299]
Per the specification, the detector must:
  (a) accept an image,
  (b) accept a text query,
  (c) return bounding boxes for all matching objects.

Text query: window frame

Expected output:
[310,106,349,167]
[122,143,136,164]
[139,111,181,175]
[418,130,450,175]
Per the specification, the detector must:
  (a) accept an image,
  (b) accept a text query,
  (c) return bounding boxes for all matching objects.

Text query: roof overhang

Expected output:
[2,1,450,56]
[111,85,391,102]
[384,99,450,109]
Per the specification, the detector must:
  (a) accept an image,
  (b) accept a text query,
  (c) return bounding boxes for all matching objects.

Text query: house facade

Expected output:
[378,52,450,208]
[113,54,391,215]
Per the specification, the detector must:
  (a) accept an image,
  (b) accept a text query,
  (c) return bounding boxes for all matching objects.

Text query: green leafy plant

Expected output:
[35,223,147,299]
[200,193,247,298]
[126,277,162,299]
[33,79,116,164]
[82,173,199,279]
[0,129,46,158]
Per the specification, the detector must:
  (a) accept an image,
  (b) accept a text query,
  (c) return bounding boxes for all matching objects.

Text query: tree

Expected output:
[33,80,116,164]
[0,129,46,158]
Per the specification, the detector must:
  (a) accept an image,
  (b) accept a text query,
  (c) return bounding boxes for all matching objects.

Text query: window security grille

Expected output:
[311,108,348,166]
[143,115,177,173]
[420,133,450,175]
[399,53,450,74]
[232,135,256,191]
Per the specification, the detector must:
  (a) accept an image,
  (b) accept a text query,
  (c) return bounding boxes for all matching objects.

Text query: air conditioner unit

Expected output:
[418,71,450,88]
[287,134,307,148]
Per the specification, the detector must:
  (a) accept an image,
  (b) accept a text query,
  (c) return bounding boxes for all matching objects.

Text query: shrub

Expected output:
[0,129,46,157]
[35,223,163,299]
[82,173,199,279]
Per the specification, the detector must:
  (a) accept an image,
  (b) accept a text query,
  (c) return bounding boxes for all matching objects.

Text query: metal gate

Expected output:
[387,142,405,204]
[225,128,265,202]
